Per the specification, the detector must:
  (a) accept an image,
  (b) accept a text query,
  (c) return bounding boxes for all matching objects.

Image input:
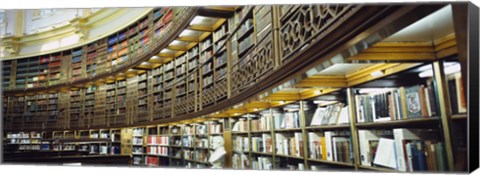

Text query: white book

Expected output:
[325,131,333,161]
[294,132,303,157]
[355,95,365,123]
[337,106,350,124]
[275,133,286,155]
[424,88,432,117]
[358,130,380,166]
[373,138,397,169]
[406,143,414,172]
[310,107,326,126]
[455,73,466,113]
[393,128,438,171]
[308,132,321,159]
[298,163,305,170]
[332,137,349,161]
[273,113,283,129]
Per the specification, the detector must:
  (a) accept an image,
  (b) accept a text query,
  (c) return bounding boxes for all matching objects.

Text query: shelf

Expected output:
[355,117,440,129]
[273,128,302,132]
[358,165,398,172]
[250,151,273,156]
[231,131,249,134]
[237,26,254,41]
[275,154,304,160]
[249,130,270,133]
[452,114,467,120]
[305,124,350,130]
[307,158,355,167]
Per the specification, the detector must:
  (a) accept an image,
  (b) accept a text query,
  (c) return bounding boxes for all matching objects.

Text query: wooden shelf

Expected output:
[355,117,440,129]
[307,158,354,167]
[250,151,273,156]
[275,154,304,160]
[305,124,350,130]
[358,165,398,172]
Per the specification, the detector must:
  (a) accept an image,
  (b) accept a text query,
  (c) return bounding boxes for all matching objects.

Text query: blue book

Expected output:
[410,141,420,171]
[416,142,427,171]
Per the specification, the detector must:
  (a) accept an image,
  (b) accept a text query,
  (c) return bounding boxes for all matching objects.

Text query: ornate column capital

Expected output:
[0,36,20,56]
[69,17,88,41]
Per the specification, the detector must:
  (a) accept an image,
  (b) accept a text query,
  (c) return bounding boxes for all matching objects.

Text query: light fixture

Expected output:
[169,40,183,46]
[190,16,208,26]
[314,90,322,95]
[418,62,461,78]
[370,70,384,77]
[253,108,259,111]
[359,88,394,94]
[279,101,285,105]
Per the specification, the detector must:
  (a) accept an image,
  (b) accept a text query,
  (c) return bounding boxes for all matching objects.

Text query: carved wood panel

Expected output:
[279,4,356,62]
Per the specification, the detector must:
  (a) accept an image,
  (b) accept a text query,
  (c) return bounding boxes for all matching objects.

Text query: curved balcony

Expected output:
[2,4,456,131]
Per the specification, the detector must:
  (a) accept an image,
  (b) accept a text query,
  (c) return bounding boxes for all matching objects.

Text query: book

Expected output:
[358,130,380,166]
[373,138,397,169]
[405,85,422,118]
[310,107,326,125]
[393,128,439,171]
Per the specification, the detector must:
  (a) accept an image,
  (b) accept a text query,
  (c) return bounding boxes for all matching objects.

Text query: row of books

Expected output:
[355,84,437,123]
[358,128,446,172]
[147,136,169,145]
[273,111,301,129]
[251,134,272,153]
[275,132,304,157]
[308,131,353,163]
[310,103,349,126]
[147,146,169,156]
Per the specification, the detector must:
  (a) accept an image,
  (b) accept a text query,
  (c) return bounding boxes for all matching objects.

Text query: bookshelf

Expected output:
[152,65,164,120]
[1,5,471,173]
[132,127,146,165]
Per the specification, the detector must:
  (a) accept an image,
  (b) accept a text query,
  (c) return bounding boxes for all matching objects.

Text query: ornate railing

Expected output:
[279,4,357,62]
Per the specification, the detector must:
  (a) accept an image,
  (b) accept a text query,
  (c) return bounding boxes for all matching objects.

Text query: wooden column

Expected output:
[347,88,360,170]
[432,61,455,171]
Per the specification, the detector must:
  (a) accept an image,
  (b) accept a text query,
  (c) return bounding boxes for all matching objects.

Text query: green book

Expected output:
[405,85,422,118]
[435,142,447,171]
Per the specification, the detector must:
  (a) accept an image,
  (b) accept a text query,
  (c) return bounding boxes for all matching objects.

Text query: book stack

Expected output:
[251,134,272,153]
[310,103,349,126]
[147,146,168,156]
[147,136,169,146]
[447,72,466,114]
[233,136,249,152]
[232,118,248,132]
[195,150,208,162]
[275,132,303,157]
[362,128,446,172]
[146,156,159,166]
[250,114,271,131]
[196,124,208,136]
[232,153,250,169]
[356,84,438,123]
[196,138,208,148]
[308,130,352,163]
[208,121,223,134]
[251,156,273,170]
[274,111,300,129]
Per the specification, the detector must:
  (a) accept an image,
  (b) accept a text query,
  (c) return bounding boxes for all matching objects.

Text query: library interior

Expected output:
[0,3,478,173]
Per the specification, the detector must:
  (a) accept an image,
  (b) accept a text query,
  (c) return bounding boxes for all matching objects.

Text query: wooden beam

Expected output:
[299,88,340,100]
[295,76,348,88]
[264,92,301,101]
[189,25,215,32]
[347,63,421,87]
[348,52,436,61]
[177,36,200,42]
[167,45,188,51]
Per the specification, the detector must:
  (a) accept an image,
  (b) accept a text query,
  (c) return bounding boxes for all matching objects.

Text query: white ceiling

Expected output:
[316,63,375,76]
[383,5,454,42]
